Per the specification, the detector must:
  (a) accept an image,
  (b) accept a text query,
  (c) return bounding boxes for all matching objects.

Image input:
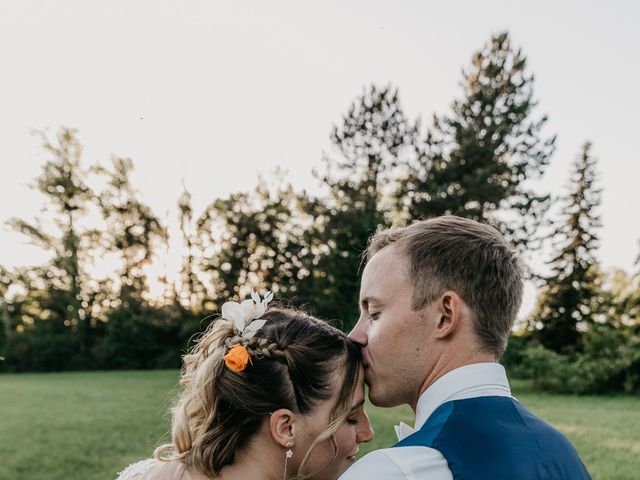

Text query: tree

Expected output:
[176,185,207,313]
[0,266,10,360]
[196,171,314,306]
[94,156,167,306]
[624,242,640,328]
[399,32,555,252]
[530,142,601,353]
[310,85,419,326]
[602,268,639,329]
[90,157,173,368]
[7,128,99,360]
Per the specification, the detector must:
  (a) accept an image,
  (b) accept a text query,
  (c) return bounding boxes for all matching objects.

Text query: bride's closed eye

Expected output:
[346,400,366,425]
[346,416,358,425]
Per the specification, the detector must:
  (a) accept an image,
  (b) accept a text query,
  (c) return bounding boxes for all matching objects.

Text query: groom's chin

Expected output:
[367,386,400,408]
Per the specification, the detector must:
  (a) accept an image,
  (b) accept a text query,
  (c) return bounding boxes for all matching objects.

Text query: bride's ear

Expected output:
[269,408,298,448]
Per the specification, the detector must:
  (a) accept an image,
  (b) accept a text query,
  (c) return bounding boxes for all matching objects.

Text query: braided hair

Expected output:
[224,334,288,360]
[155,307,361,478]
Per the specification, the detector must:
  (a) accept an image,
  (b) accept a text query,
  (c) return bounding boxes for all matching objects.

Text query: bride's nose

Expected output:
[356,410,374,444]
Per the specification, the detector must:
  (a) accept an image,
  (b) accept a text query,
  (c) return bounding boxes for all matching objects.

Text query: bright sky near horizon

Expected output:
[1,0,639,318]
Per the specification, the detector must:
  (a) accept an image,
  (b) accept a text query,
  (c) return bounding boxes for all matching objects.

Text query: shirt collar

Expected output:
[413,362,511,431]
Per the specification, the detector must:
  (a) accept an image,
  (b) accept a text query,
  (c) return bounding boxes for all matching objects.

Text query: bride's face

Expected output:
[299,367,373,480]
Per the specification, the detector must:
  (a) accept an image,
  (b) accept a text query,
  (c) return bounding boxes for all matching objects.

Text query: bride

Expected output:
[116,291,373,480]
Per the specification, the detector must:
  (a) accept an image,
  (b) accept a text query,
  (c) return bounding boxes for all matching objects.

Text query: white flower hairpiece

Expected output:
[221,290,274,339]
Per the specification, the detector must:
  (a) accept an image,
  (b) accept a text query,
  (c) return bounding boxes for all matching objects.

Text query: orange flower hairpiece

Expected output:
[224,344,252,372]
[220,289,273,373]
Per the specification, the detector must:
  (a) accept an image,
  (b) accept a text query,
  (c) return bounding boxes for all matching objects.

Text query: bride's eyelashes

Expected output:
[368,311,381,320]
[346,416,358,425]
[346,404,366,425]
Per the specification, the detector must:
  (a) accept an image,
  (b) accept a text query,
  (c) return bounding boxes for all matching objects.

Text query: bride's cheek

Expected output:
[334,425,355,456]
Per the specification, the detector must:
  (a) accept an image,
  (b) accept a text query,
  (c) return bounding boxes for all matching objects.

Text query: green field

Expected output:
[2,371,638,480]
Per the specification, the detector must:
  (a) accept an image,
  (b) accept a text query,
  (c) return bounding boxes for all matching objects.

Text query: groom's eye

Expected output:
[369,311,380,320]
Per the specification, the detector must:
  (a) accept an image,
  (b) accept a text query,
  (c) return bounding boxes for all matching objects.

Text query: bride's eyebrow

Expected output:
[349,399,365,413]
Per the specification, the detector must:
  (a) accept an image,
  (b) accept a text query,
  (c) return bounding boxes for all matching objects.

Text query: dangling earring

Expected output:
[283,441,294,480]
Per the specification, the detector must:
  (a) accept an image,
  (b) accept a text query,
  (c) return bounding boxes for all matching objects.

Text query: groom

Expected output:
[340,216,591,479]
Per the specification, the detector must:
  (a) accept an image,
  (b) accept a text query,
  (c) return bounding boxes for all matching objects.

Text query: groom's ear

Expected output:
[434,291,463,339]
[269,408,297,448]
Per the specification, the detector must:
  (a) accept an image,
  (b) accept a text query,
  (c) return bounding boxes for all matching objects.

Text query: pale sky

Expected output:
[1,0,639,317]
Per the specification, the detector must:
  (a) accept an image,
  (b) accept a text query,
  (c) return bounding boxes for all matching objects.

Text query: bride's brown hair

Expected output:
[154,307,361,479]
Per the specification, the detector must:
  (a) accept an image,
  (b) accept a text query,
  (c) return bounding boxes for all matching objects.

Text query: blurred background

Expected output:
[1,1,639,478]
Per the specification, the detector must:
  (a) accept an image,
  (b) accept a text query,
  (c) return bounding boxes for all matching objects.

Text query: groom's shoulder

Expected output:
[339,446,453,480]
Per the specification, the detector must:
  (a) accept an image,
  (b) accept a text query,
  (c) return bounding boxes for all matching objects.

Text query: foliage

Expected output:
[621,261,640,327]
[511,263,640,395]
[501,332,536,379]
[176,186,207,313]
[517,327,640,395]
[397,32,555,252]
[5,128,99,361]
[94,156,168,304]
[0,131,184,372]
[196,171,316,309]
[530,142,601,353]
[92,305,188,370]
[309,85,418,326]
[1,32,637,395]
[520,342,573,392]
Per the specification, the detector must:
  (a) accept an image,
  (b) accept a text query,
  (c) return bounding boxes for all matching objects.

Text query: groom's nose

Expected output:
[348,315,367,346]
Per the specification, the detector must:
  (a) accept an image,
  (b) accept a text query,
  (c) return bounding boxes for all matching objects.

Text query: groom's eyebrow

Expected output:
[360,296,381,308]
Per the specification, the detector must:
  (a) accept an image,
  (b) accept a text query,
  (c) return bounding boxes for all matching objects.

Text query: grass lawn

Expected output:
[2,371,638,480]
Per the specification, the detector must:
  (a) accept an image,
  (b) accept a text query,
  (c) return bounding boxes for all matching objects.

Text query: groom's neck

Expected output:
[411,348,497,412]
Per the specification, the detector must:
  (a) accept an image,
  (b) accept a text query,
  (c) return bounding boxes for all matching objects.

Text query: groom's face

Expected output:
[349,245,434,408]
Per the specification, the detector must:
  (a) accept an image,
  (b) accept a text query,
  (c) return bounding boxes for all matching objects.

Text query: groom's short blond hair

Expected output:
[366,215,523,357]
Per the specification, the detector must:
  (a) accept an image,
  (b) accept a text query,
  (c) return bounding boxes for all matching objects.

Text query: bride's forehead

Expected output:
[323,361,353,393]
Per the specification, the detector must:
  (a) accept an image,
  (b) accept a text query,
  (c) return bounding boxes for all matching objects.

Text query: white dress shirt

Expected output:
[339,363,513,480]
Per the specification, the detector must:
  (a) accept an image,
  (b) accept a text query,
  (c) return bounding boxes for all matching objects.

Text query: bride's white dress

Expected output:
[115,458,210,480]
[116,459,158,480]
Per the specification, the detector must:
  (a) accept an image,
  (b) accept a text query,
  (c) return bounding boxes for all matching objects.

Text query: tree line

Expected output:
[1,32,638,393]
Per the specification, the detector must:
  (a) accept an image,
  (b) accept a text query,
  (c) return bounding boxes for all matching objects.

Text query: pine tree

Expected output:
[531,142,601,353]
[399,32,555,251]
[310,85,419,326]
